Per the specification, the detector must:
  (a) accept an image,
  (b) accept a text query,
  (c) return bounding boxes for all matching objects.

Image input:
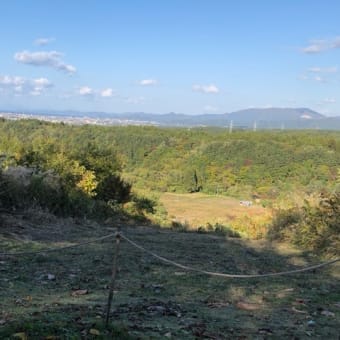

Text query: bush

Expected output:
[199,223,240,237]
[0,166,121,219]
[268,192,340,256]
[213,223,241,238]
[96,174,132,204]
[171,220,190,232]
[267,208,302,241]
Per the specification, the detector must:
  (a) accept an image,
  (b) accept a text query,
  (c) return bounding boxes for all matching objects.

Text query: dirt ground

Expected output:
[0,212,339,339]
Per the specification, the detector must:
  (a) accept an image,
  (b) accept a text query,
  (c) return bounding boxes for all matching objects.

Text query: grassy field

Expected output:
[0,212,339,339]
[159,193,272,237]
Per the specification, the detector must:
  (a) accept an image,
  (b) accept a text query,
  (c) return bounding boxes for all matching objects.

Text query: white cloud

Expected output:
[78,86,94,96]
[100,88,115,97]
[14,50,76,74]
[76,86,119,99]
[0,75,25,86]
[314,76,327,83]
[302,43,326,54]
[125,96,145,104]
[31,77,53,95]
[308,66,338,73]
[34,37,55,46]
[298,74,309,81]
[0,75,53,96]
[193,84,219,94]
[204,105,218,112]
[138,79,158,86]
[331,37,340,48]
[301,37,340,54]
[323,98,336,104]
[299,70,333,83]
[33,77,52,87]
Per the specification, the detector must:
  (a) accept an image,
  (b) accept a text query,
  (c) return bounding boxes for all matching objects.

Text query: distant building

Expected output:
[239,200,252,207]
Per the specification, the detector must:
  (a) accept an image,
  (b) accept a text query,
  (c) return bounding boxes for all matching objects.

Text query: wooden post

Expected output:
[105,232,121,327]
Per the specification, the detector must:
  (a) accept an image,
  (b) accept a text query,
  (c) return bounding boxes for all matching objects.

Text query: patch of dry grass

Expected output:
[160,192,272,237]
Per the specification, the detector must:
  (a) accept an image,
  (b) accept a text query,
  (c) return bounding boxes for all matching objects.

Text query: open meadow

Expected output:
[159,192,271,237]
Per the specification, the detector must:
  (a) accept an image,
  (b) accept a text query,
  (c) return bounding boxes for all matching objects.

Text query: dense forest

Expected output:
[0,119,339,254]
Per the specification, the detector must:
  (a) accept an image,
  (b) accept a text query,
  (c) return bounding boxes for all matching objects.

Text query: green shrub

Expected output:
[213,223,241,238]
[268,192,340,256]
[171,220,190,232]
[267,208,302,241]
[132,195,156,214]
[96,174,132,204]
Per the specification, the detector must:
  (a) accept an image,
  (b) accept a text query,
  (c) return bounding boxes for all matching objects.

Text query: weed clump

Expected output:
[268,192,340,256]
[198,223,241,237]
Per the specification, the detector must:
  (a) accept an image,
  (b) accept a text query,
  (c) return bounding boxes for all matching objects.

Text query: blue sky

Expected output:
[1,1,340,115]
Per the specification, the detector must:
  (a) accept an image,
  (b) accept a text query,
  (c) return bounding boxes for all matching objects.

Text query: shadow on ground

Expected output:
[0,218,339,339]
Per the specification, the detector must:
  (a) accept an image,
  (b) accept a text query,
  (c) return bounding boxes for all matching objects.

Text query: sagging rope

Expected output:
[120,233,340,279]
[0,233,115,256]
[1,231,339,278]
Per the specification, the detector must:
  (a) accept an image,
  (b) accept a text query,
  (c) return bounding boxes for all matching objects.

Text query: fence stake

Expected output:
[105,231,121,327]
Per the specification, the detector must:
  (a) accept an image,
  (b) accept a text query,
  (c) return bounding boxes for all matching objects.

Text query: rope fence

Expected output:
[1,231,339,277]
[0,233,115,256]
[1,230,339,326]
[120,233,340,279]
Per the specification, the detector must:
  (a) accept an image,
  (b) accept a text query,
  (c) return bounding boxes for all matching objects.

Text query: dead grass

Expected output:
[160,192,272,236]
[0,212,339,339]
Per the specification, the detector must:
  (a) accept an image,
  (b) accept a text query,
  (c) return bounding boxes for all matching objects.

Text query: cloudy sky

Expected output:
[1,1,340,115]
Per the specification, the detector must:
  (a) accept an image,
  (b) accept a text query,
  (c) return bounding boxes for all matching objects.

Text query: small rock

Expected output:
[147,305,166,313]
[174,272,186,276]
[71,289,88,296]
[236,301,261,311]
[89,328,100,336]
[47,274,55,281]
[321,310,335,317]
[307,320,316,327]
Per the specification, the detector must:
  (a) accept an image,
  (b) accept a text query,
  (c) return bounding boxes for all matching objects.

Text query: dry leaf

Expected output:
[321,310,335,317]
[174,272,186,276]
[71,289,88,296]
[89,328,100,336]
[47,274,56,280]
[207,301,230,308]
[236,301,261,311]
[292,307,308,314]
[13,333,27,340]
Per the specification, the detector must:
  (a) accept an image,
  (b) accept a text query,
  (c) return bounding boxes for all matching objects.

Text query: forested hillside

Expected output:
[0,119,339,254]
[115,127,340,199]
[0,119,339,202]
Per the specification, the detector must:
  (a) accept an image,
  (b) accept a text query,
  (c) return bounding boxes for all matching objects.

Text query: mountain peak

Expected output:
[226,107,324,122]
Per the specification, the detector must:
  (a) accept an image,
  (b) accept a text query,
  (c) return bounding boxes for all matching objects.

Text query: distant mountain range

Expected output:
[2,107,340,130]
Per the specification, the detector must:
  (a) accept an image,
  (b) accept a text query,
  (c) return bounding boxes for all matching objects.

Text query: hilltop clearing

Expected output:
[0,213,339,339]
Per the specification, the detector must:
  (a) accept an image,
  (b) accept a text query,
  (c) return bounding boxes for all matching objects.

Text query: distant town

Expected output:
[1,108,340,130]
[0,111,157,126]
